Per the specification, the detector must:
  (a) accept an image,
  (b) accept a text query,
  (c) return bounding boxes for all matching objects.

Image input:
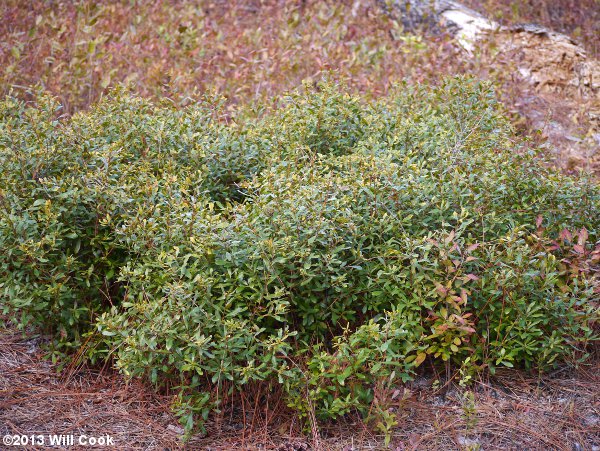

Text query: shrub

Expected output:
[0,90,250,353]
[1,77,599,432]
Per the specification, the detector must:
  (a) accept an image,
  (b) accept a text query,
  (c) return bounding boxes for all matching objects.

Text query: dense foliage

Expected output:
[1,78,599,434]
[3,0,598,114]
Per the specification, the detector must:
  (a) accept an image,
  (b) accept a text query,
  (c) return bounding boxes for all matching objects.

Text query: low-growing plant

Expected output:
[1,77,598,434]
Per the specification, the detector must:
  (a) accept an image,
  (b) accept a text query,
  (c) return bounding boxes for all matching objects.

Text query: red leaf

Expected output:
[577,228,588,246]
[466,243,480,253]
[559,228,572,242]
[454,315,466,325]
[536,215,543,228]
[444,230,455,245]
[435,283,448,296]
[465,273,479,281]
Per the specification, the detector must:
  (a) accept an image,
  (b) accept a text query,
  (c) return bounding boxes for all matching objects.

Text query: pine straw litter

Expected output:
[1,326,598,450]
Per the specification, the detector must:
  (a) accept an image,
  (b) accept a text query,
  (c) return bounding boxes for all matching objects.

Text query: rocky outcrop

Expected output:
[378,0,600,99]
[377,0,600,175]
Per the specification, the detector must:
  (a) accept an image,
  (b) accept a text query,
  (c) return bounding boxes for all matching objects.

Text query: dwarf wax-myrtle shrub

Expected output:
[0,89,266,353]
[1,78,599,432]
